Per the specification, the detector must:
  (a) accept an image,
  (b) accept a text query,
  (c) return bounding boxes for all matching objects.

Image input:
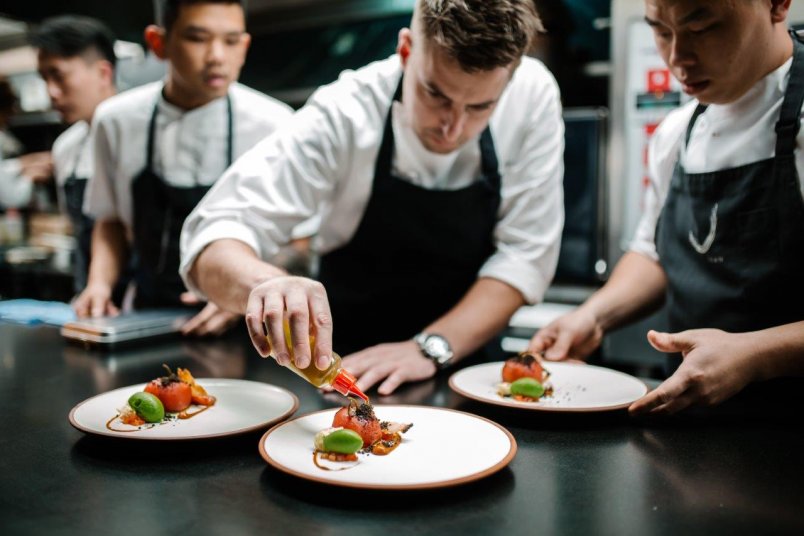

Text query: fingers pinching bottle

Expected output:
[269,319,368,402]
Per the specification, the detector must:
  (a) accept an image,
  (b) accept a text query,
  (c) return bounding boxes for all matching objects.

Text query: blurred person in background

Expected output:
[30,15,118,293]
[0,77,52,210]
[77,0,293,336]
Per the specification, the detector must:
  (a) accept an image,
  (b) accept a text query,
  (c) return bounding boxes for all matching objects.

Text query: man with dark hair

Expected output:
[77,0,293,336]
[530,0,804,415]
[181,0,564,394]
[29,15,117,292]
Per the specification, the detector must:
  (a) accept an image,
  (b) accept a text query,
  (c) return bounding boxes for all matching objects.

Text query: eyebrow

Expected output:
[645,8,712,28]
[425,80,497,109]
[182,25,243,36]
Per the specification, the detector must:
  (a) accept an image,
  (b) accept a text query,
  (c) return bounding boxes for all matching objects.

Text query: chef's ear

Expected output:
[397,28,412,67]
[770,0,792,23]
[144,25,167,59]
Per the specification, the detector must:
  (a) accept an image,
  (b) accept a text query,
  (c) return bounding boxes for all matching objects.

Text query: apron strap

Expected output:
[684,103,708,149]
[775,31,804,156]
[226,93,233,166]
[145,100,159,171]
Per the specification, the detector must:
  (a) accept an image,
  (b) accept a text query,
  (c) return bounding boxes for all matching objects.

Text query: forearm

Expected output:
[743,321,804,382]
[425,277,525,360]
[190,239,286,314]
[86,218,128,289]
[582,251,667,332]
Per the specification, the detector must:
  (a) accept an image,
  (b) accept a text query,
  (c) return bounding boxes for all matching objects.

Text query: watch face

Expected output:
[425,336,449,358]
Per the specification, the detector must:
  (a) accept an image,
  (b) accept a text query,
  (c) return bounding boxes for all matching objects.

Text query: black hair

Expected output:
[29,15,117,69]
[154,0,246,33]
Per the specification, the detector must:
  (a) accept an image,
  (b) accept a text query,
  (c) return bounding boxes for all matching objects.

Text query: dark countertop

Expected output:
[1,322,802,535]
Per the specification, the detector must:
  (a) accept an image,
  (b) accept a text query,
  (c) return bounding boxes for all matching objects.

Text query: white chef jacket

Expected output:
[84,81,294,234]
[180,55,565,304]
[0,130,31,209]
[52,121,91,210]
[631,57,804,261]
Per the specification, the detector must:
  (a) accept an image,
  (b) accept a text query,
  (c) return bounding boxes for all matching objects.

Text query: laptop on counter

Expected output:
[61,309,194,347]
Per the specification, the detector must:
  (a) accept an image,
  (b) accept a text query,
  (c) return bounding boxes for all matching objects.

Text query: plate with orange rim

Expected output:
[259,405,517,490]
[449,362,648,412]
[69,379,298,440]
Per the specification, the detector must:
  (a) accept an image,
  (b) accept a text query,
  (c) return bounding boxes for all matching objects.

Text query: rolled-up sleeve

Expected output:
[180,101,348,296]
[480,77,565,304]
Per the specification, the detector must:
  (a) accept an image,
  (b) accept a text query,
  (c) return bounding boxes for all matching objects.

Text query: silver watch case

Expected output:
[414,333,454,368]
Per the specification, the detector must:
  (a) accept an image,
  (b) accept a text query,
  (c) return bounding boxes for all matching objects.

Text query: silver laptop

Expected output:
[60,309,193,346]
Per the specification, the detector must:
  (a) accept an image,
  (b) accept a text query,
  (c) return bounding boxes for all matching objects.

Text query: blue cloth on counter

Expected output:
[0,299,76,326]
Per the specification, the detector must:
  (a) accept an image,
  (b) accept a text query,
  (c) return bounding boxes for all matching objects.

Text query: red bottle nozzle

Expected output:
[331,369,368,402]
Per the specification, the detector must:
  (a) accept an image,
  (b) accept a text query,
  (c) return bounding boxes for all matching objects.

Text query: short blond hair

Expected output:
[414,0,544,72]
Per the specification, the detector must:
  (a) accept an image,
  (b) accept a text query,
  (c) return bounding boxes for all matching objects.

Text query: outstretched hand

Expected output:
[629,329,758,416]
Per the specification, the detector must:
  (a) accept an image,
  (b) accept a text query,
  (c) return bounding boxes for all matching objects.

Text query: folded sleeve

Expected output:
[180,97,352,296]
[480,75,565,304]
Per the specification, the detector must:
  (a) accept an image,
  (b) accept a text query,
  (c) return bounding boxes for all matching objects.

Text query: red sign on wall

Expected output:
[647,69,671,93]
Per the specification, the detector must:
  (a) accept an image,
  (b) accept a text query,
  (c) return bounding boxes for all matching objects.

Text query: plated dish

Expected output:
[450,360,648,412]
[70,375,298,440]
[260,405,516,489]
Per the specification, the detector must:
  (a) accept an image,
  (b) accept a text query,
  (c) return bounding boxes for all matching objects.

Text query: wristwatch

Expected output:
[413,332,454,369]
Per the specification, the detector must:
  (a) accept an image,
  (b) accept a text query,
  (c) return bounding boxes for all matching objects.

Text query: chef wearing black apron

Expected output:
[654,32,804,393]
[530,6,804,416]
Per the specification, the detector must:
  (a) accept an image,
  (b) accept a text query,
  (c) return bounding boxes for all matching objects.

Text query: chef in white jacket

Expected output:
[77,0,293,336]
[30,15,118,293]
[530,0,804,416]
[181,0,565,394]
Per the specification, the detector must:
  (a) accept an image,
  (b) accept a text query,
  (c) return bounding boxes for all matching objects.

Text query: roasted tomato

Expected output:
[502,353,545,383]
[144,365,192,412]
[332,400,382,448]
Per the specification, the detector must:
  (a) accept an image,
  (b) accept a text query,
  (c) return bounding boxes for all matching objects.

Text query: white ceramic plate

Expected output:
[259,405,516,489]
[449,362,648,412]
[69,379,298,440]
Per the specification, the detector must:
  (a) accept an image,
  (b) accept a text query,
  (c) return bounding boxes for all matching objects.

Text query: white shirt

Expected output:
[0,130,30,209]
[180,55,565,304]
[84,81,293,233]
[52,121,91,211]
[631,57,804,260]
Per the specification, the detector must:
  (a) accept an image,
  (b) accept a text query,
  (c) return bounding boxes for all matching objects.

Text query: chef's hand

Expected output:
[528,307,603,361]
[341,340,437,396]
[73,283,119,318]
[18,151,53,183]
[244,276,333,371]
[179,292,240,337]
[629,329,757,416]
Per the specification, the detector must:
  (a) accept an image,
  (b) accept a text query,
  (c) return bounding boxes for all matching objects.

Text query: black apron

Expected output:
[317,77,502,355]
[655,33,804,375]
[62,137,93,293]
[131,93,233,308]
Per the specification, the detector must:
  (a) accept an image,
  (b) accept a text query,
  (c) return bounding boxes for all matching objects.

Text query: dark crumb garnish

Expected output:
[349,399,378,422]
[509,352,539,366]
[379,421,390,429]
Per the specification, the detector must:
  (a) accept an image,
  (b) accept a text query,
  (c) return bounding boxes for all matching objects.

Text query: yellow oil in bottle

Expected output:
[271,320,340,387]
[268,319,368,401]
